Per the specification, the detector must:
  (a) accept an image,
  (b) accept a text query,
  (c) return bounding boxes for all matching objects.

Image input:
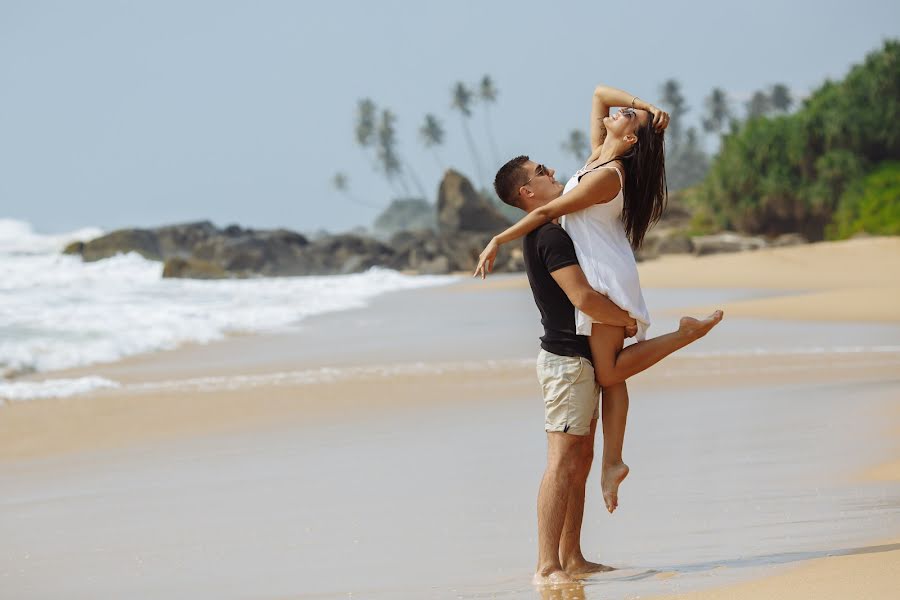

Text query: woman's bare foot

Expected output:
[601,461,629,513]
[532,569,577,585]
[563,558,616,577]
[678,310,724,341]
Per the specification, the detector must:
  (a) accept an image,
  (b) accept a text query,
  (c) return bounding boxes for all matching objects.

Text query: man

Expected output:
[492,156,637,585]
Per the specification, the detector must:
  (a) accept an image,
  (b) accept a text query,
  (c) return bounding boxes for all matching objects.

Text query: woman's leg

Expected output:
[589,326,630,513]
[588,311,723,512]
[592,311,723,388]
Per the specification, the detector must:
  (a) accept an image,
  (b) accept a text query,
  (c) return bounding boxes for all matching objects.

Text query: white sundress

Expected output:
[561,163,651,341]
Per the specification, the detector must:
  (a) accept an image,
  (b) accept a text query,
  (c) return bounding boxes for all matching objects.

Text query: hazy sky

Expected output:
[2,0,898,234]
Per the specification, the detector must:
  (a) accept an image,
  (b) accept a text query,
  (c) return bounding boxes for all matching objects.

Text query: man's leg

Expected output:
[558,418,616,575]
[535,431,584,585]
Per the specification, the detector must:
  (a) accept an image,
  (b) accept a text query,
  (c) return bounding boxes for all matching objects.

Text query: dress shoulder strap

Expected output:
[579,158,623,189]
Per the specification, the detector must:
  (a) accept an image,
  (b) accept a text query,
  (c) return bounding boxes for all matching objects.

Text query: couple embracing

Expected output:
[474,84,723,585]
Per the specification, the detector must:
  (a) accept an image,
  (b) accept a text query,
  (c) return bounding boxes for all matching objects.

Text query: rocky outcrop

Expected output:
[386,229,524,274]
[60,171,527,278]
[162,257,228,279]
[437,170,510,233]
[691,232,769,256]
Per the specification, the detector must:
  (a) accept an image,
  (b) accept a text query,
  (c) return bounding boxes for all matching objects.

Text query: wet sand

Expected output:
[2,238,899,599]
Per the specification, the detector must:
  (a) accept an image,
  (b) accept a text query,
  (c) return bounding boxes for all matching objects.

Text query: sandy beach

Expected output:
[2,238,899,599]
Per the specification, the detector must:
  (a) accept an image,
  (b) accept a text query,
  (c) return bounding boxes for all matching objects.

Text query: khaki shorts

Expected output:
[536,349,600,436]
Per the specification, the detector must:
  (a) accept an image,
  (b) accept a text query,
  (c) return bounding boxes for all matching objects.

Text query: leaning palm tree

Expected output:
[561,129,589,168]
[331,172,377,208]
[377,109,427,199]
[419,113,446,173]
[770,83,793,112]
[376,109,409,195]
[451,81,486,184]
[702,87,732,135]
[478,75,502,167]
[355,98,380,171]
[660,79,688,150]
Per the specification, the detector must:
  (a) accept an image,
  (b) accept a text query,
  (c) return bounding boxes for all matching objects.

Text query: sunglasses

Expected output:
[619,107,636,119]
[522,164,549,186]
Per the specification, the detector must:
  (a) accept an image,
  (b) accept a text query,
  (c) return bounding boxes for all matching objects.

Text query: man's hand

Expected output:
[473,237,500,279]
[646,104,670,132]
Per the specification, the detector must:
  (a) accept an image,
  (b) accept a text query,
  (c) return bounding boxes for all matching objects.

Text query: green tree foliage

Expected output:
[827,161,900,238]
[690,40,900,239]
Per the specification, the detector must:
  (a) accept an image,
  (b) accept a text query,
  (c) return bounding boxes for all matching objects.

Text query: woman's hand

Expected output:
[473,237,500,279]
[624,320,638,339]
[646,104,670,132]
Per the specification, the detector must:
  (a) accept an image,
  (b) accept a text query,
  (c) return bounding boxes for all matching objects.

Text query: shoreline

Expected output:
[2,237,898,598]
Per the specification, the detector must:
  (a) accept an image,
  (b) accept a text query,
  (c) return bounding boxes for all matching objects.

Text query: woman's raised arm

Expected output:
[591,85,670,152]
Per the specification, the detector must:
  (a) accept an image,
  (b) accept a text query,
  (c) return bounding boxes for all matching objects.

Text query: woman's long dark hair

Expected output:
[615,120,667,250]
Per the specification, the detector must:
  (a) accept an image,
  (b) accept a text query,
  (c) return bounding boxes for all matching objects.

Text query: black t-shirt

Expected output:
[523,222,592,362]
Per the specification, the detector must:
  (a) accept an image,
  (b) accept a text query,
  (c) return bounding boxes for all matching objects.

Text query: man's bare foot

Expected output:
[678,310,724,341]
[601,461,629,513]
[532,569,576,585]
[563,558,616,577]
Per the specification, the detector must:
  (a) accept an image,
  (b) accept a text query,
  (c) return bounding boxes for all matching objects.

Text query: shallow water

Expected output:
[1,374,897,599]
[2,279,899,598]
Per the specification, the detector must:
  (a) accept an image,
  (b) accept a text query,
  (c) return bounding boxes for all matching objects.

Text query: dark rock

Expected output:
[638,228,694,260]
[769,233,808,247]
[80,229,162,262]
[437,170,510,233]
[62,241,84,255]
[692,232,767,256]
[162,257,229,279]
[155,221,219,258]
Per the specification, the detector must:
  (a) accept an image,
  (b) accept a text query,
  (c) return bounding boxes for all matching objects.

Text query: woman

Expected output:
[474,85,723,513]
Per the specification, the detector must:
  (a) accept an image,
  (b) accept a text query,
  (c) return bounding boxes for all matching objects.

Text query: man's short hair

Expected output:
[494,155,530,208]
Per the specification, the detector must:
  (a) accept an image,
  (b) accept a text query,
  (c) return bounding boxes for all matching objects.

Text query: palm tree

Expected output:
[746,90,772,119]
[770,84,793,112]
[377,109,427,199]
[561,129,589,167]
[660,79,689,149]
[355,98,379,171]
[331,172,377,208]
[479,75,502,167]
[376,109,408,195]
[451,81,486,184]
[702,87,732,134]
[419,113,446,173]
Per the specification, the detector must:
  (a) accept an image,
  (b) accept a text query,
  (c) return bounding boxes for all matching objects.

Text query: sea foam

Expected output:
[0,219,457,398]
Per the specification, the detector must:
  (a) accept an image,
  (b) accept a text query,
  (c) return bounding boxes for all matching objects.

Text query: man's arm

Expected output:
[551,264,636,330]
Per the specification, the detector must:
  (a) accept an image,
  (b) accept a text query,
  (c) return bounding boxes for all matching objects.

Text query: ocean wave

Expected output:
[0,376,120,403]
[0,219,458,380]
